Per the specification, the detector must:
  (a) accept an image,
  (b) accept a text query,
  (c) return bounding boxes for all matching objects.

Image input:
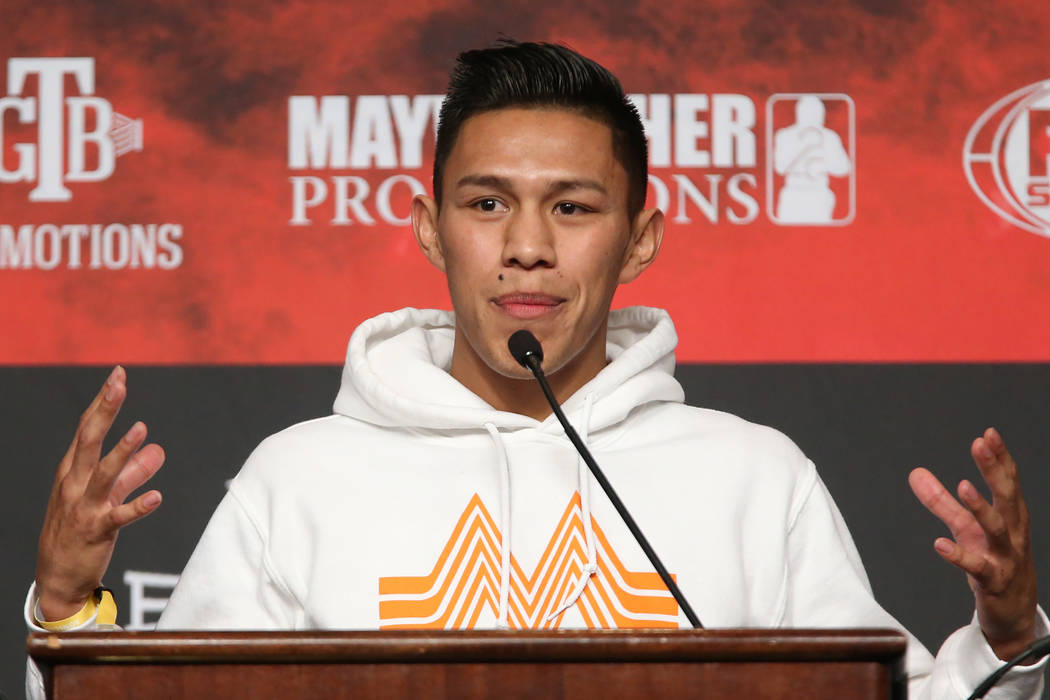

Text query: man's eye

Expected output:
[556,202,587,215]
[473,198,502,212]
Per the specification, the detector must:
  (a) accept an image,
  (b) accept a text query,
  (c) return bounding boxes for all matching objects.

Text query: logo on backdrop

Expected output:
[287,95,441,227]
[964,80,1050,239]
[1,57,142,202]
[122,570,179,630]
[286,92,856,228]
[1,57,182,270]
[765,94,855,225]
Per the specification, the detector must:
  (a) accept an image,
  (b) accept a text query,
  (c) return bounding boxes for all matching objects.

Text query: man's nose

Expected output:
[502,207,556,270]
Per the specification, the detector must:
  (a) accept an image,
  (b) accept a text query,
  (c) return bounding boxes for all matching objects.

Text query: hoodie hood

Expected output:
[332,305,687,628]
[332,306,685,433]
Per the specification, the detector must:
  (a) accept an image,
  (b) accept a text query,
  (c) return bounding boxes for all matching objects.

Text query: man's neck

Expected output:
[449,331,607,421]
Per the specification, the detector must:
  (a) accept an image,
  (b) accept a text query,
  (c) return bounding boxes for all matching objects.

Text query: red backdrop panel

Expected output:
[2,0,1049,364]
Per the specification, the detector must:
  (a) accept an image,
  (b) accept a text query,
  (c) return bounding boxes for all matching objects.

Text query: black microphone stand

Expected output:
[966,635,1050,699]
[509,330,703,628]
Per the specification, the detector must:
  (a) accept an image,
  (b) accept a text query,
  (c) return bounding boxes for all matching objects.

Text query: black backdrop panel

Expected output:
[2,364,1048,696]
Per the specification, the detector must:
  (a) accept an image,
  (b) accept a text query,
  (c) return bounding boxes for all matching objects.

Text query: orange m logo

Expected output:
[379,493,680,629]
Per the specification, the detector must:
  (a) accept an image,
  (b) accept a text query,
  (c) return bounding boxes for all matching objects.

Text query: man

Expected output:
[28,41,1046,698]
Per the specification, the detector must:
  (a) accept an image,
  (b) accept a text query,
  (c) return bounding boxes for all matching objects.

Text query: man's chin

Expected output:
[485,356,537,381]
[486,345,573,381]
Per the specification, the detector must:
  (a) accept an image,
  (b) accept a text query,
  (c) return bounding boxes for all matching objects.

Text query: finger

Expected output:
[108,489,162,529]
[54,434,81,488]
[971,433,1019,504]
[984,427,1033,544]
[109,444,166,505]
[55,366,124,484]
[66,367,127,487]
[972,433,1029,534]
[985,427,1022,488]
[957,479,1010,550]
[83,421,147,503]
[933,537,995,585]
[985,426,1006,452]
[908,467,978,539]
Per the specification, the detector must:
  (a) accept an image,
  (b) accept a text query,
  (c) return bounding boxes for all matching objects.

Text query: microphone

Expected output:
[508,330,703,628]
[508,329,544,371]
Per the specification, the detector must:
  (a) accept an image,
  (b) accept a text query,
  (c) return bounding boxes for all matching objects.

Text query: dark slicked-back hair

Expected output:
[434,40,649,217]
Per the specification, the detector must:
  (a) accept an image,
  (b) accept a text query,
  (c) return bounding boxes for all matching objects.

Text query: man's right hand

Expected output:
[34,366,166,621]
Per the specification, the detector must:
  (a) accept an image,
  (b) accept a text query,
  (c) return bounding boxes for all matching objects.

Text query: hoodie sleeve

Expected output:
[157,485,302,630]
[23,468,301,699]
[23,582,122,700]
[782,461,1047,699]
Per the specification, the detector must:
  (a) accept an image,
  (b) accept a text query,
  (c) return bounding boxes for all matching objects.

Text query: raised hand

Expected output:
[909,428,1038,661]
[34,366,166,621]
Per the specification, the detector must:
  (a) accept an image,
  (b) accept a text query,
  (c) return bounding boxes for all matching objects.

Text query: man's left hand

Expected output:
[909,427,1038,661]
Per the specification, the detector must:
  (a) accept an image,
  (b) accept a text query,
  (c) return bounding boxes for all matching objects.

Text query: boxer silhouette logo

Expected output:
[765,94,855,225]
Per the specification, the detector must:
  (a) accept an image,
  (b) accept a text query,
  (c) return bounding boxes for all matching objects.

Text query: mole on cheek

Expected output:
[498,274,504,281]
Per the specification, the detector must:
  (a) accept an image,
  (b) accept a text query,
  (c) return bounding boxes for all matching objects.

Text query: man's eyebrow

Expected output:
[455,174,512,190]
[546,179,607,197]
[453,175,608,197]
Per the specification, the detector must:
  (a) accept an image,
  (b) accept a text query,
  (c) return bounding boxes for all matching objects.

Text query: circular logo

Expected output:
[963,80,1050,238]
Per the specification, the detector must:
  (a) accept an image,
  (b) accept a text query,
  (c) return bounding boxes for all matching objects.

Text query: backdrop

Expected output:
[3,0,1050,695]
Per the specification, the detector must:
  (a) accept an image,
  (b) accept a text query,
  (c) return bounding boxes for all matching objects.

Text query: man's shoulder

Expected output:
[641,400,802,442]
[231,414,381,483]
[630,401,813,473]
[251,412,354,449]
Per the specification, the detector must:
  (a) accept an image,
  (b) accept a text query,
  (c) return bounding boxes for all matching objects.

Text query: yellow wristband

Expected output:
[36,587,118,631]
[96,587,117,625]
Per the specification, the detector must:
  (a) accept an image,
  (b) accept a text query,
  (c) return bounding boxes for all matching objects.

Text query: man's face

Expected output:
[414,107,660,383]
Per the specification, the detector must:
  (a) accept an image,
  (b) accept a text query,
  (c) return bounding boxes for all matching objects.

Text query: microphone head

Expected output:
[508,330,543,369]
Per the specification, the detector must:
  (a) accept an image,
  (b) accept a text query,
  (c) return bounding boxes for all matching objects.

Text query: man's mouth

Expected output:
[492,292,565,320]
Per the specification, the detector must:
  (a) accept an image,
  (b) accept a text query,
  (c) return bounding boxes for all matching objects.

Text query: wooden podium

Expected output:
[28,628,908,699]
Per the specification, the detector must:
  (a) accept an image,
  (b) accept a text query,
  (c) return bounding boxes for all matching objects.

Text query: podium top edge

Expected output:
[28,628,908,665]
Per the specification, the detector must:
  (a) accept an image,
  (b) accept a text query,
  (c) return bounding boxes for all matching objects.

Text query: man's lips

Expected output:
[492,292,565,319]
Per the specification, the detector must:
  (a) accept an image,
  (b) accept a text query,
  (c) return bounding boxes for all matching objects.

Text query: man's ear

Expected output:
[412,194,445,272]
[618,207,664,284]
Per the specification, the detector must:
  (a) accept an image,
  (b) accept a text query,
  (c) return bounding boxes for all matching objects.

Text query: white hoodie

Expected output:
[26,307,1047,699]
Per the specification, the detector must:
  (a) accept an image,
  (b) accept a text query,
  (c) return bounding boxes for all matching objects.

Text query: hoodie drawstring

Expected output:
[547,392,598,621]
[483,422,512,628]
